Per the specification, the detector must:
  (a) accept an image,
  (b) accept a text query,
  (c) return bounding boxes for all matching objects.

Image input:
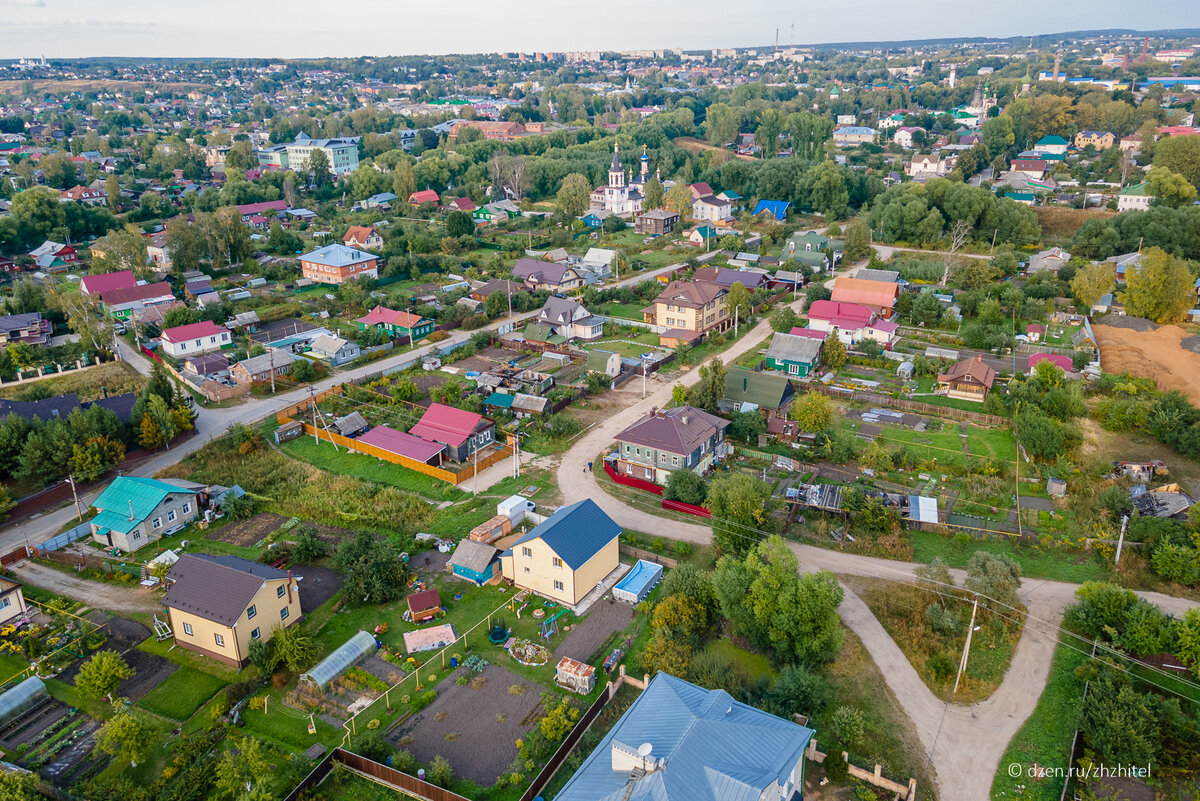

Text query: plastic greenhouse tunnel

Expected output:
[0,677,46,724]
[300,631,377,689]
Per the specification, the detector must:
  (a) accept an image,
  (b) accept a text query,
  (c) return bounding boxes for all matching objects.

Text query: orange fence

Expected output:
[276,384,512,486]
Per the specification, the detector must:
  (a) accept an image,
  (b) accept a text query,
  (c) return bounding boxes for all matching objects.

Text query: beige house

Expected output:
[643,280,729,335]
[163,554,302,667]
[500,499,621,610]
[0,578,28,627]
[1074,131,1115,150]
[89,477,200,554]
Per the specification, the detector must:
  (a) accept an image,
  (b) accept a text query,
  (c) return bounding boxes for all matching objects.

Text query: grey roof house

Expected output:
[555,672,815,801]
[611,405,730,486]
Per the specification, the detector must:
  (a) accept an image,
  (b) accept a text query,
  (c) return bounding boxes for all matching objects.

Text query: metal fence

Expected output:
[36,523,92,553]
[519,683,617,801]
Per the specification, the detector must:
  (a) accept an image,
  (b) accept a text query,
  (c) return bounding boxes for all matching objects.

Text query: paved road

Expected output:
[9,561,163,614]
[3,263,685,550]
[551,290,1200,800]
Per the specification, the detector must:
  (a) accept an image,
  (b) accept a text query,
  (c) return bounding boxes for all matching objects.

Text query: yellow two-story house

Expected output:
[500,499,621,610]
[162,554,302,667]
[643,280,730,347]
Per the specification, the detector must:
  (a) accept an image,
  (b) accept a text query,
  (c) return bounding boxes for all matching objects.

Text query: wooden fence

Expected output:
[0,546,27,567]
[335,749,474,801]
[808,384,1007,426]
[619,544,678,569]
[519,682,619,801]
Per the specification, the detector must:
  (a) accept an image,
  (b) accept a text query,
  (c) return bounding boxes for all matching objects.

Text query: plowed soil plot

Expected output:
[213,513,289,547]
[1094,324,1200,405]
[391,665,541,785]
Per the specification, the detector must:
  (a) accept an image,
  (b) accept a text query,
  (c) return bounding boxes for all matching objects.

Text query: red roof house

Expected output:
[1029,352,1072,373]
[408,403,495,461]
[829,277,899,316]
[81,269,137,296]
[356,425,445,465]
[446,197,478,212]
[806,299,876,330]
[409,189,440,205]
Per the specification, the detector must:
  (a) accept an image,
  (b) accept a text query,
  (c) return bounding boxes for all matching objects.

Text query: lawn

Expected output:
[0,652,31,686]
[911,376,1012,415]
[0,360,145,402]
[594,301,647,320]
[703,639,776,682]
[990,637,1089,801]
[846,576,1023,704]
[137,666,227,721]
[274,424,465,501]
[911,530,1109,584]
[138,633,247,681]
[867,420,1017,469]
[580,338,666,359]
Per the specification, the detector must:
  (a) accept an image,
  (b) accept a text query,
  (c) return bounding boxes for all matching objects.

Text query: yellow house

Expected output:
[500,499,621,610]
[1074,131,1115,150]
[0,577,28,627]
[642,280,730,335]
[162,554,302,667]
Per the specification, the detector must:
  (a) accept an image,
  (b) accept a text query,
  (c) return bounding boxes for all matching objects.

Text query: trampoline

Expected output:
[612,560,664,604]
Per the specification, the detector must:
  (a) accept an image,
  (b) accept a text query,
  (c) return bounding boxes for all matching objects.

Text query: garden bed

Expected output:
[390,665,541,785]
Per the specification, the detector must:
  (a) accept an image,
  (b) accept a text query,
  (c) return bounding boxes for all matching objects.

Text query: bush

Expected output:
[412,690,437,711]
[427,755,453,787]
[925,603,963,636]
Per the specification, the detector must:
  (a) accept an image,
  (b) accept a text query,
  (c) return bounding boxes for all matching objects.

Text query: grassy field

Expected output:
[846,576,1023,704]
[594,301,648,320]
[912,530,1109,584]
[911,377,1011,414]
[866,420,1017,469]
[137,666,228,721]
[990,637,1089,800]
[274,424,465,501]
[0,360,145,402]
[817,627,939,795]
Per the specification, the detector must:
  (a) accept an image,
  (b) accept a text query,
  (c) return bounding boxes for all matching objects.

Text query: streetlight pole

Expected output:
[641,354,648,398]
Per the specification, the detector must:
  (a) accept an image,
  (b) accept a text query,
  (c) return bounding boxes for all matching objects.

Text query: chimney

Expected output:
[128,499,135,521]
[977,355,983,362]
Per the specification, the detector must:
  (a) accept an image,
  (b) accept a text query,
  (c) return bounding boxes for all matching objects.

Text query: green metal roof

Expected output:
[723,368,794,409]
[92,477,190,533]
[1120,182,1150,196]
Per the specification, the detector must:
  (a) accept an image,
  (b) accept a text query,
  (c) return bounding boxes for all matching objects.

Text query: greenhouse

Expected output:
[300,631,377,689]
[0,677,46,724]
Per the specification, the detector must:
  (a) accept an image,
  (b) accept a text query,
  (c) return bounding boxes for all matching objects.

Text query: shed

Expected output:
[1047,476,1067,497]
[555,657,597,695]
[447,540,501,586]
[406,588,442,622]
[469,514,513,544]
[498,495,535,524]
[299,631,377,689]
[334,412,368,437]
[275,419,303,444]
[612,559,664,604]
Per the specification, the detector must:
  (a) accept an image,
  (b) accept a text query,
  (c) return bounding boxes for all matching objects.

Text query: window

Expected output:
[183,622,193,636]
[152,517,162,530]
[553,580,564,592]
[277,585,285,598]
[209,336,216,343]
[552,557,562,568]
[179,342,186,350]
[132,531,141,540]
[280,607,290,621]
[182,503,191,514]
[0,597,10,609]
[522,547,532,558]
[214,633,224,646]
[167,510,177,522]
[251,628,260,640]
[247,605,256,620]
[789,363,799,376]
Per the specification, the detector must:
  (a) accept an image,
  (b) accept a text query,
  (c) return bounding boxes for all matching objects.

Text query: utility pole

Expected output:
[310,387,319,445]
[472,441,479,495]
[641,354,648,398]
[1115,514,1129,564]
[734,304,739,338]
[65,474,83,522]
[952,596,980,696]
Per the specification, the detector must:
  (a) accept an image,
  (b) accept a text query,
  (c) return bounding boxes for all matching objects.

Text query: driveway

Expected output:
[9,561,163,615]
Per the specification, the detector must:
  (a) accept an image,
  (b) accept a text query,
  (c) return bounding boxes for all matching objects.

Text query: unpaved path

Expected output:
[9,562,163,614]
[553,298,1200,801]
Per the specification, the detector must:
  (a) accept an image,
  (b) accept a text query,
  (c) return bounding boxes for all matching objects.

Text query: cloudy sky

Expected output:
[1,0,1197,59]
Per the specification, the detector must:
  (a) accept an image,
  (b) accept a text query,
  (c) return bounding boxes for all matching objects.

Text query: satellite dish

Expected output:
[637,743,653,758]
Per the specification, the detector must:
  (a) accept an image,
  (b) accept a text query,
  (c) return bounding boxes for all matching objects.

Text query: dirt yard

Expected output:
[59,615,177,702]
[213,513,289,547]
[673,136,757,162]
[392,665,542,785]
[554,599,635,663]
[1094,323,1200,405]
[296,565,344,613]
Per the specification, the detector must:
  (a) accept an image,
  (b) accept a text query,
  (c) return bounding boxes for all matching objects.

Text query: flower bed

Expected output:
[507,639,549,667]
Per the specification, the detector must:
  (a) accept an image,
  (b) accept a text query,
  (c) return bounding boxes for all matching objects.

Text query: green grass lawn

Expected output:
[912,530,1109,584]
[0,652,31,686]
[874,422,1017,469]
[138,634,247,682]
[911,376,1012,415]
[595,301,648,320]
[137,666,228,721]
[991,637,1089,801]
[274,426,464,501]
[704,639,776,681]
[581,338,665,359]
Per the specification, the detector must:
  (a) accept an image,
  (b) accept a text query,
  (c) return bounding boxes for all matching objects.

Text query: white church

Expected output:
[590,144,658,217]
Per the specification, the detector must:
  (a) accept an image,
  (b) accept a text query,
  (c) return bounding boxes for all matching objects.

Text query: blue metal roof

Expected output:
[508,498,620,569]
[752,200,791,221]
[555,673,814,801]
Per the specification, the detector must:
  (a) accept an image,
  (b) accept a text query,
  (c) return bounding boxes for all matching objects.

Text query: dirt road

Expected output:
[1094,323,1200,405]
[9,562,163,615]
[554,297,1200,801]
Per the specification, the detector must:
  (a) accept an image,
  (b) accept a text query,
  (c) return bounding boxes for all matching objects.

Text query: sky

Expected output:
[1,0,1198,60]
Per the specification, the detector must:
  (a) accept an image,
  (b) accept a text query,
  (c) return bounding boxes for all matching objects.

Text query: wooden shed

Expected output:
[406,588,442,623]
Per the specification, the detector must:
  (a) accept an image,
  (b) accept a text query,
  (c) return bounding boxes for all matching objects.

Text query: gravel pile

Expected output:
[1180,335,1200,355]
[1095,315,1157,332]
